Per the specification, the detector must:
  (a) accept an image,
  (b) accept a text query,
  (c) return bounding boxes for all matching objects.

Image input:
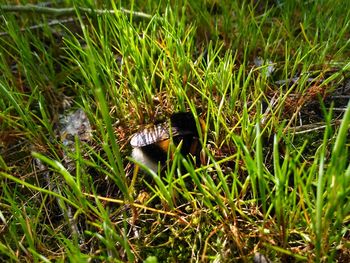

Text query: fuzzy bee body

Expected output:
[130,112,205,173]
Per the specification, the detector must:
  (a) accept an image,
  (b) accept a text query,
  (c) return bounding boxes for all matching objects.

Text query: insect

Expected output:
[130,112,206,173]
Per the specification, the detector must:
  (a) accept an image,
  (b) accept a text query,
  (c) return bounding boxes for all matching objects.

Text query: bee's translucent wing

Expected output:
[130,118,199,147]
[130,123,175,147]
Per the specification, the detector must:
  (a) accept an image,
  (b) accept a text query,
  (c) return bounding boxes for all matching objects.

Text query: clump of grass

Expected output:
[1,1,350,262]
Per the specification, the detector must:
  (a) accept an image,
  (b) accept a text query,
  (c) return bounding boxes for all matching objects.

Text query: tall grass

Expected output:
[0,0,349,262]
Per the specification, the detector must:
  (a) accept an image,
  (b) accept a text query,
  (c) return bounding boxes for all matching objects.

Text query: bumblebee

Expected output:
[130,112,206,173]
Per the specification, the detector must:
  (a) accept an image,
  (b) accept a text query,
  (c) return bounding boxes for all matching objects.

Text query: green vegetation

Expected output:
[1,0,350,262]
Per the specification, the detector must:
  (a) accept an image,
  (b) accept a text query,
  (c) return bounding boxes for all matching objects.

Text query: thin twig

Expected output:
[282,102,304,134]
[0,17,77,37]
[287,120,342,135]
[0,4,154,20]
[329,95,350,99]
[83,192,190,225]
[330,108,349,112]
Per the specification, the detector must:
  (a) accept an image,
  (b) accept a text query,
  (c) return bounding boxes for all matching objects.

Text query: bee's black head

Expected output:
[170,112,199,136]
